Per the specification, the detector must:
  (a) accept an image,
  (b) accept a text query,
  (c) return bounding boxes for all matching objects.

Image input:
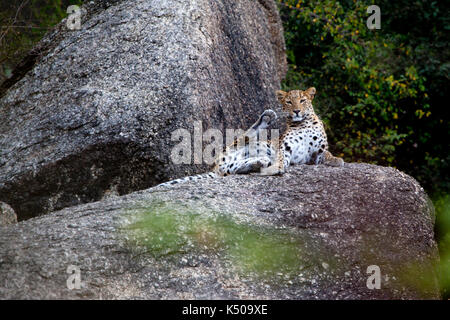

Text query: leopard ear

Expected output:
[276,90,287,103]
[306,87,316,99]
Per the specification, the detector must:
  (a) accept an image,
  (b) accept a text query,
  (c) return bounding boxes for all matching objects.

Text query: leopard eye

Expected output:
[300,98,306,103]
[285,100,292,105]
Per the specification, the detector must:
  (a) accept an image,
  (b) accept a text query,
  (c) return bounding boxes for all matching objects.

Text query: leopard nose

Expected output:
[294,110,300,115]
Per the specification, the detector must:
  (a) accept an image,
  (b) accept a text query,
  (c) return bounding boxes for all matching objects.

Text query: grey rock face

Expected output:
[0,0,287,220]
[0,202,17,226]
[0,163,440,299]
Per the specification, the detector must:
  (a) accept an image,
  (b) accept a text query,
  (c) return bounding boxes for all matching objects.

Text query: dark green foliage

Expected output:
[278,0,448,192]
[0,0,83,83]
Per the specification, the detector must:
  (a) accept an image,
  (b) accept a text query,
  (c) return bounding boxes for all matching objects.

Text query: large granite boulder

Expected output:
[0,0,287,220]
[0,163,440,299]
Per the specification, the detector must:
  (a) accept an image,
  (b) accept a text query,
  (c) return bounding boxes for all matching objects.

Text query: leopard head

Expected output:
[276,87,316,123]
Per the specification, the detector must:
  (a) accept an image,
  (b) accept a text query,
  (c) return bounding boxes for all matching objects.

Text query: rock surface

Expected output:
[0,163,440,299]
[0,0,287,220]
[0,202,17,226]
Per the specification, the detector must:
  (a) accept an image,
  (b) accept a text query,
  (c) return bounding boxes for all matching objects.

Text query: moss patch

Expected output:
[123,200,309,279]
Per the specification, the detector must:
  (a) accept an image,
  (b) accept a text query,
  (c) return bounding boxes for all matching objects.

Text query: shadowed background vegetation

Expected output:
[0,0,82,84]
[0,0,448,297]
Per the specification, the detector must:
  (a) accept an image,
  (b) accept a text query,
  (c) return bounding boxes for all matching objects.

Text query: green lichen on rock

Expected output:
[123,200,320,280]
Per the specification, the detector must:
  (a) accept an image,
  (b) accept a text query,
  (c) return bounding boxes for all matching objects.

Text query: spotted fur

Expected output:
[157,87,343,187]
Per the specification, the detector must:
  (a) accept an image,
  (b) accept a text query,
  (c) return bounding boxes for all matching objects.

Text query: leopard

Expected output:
[259,87,344,175]
[157,87,343,187]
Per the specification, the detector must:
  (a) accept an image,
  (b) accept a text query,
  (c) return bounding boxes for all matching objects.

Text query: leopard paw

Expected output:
[259,165,284,176]
[260,109,277,126]
[255,157,272,168]
[334,157,344,167]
